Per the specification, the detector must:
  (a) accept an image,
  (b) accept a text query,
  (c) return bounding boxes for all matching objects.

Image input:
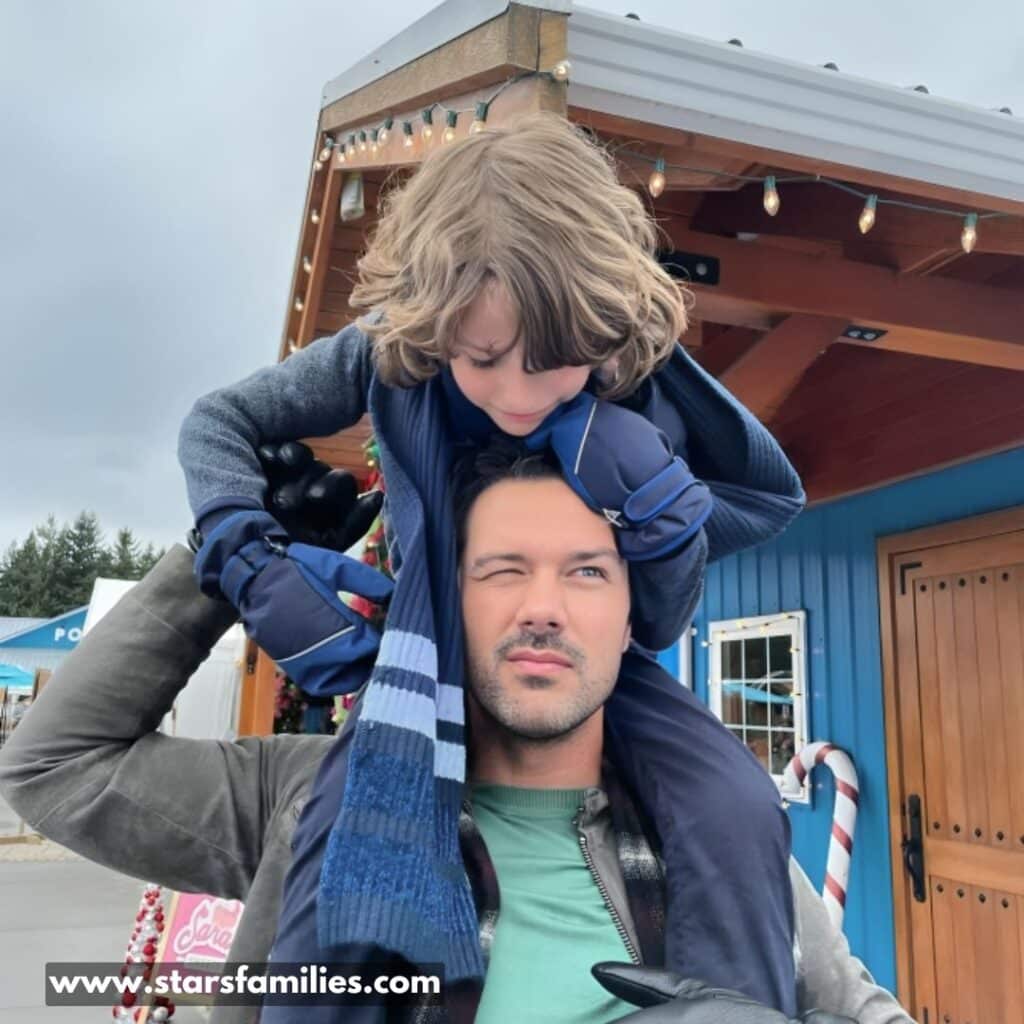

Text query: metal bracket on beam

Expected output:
[658,250,720,287]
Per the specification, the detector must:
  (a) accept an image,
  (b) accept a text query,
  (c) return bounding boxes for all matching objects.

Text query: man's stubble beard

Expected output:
[466,632,617,745]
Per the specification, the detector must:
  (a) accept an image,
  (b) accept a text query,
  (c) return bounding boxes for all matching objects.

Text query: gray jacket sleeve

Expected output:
[791,859,915,1023]
[0,545,323,900]
[177,324,375,521]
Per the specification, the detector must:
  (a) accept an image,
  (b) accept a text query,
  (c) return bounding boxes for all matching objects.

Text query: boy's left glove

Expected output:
[525,394,712,561]
[194,510,393,697]
[594,964,856,1023]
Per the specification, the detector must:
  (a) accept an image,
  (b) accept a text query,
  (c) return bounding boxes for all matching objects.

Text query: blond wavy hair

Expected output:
[350,112,688,399]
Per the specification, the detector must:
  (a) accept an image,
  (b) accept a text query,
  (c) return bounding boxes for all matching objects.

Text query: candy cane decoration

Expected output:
[782,742,859,931]
[114,883,175,1022]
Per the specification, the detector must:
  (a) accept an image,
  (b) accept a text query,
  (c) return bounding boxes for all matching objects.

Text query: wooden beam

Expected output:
[320,5,566,133]
[663,223,1024,354]
[692,182,1024,257]
[837,330,1024,372]
[693,325,763,377]
[718,315,846,421]
[296,164,345,346]
[687,290,778,331]
[237,645,278,737]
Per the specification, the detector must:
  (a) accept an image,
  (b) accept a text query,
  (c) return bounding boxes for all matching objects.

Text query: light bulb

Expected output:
[318,142,332,163]
[312,160,324,173]
[294,296,304,312]
[310,209,320,224]
[552,60,572,82]
[402,122,414,148]
[648,158,666,198]
[469,101,489,134]
[336,146,346,164]
[960,213,978,254]
[443,111,458,142]
[302,257,312,275]
[421,108,434,141]
[287,339,299,354]
[858,194,877,234]
[346,134,356,157]
[379,117,393,145]
[763,176,780,216]
[358,131,367,153]
[370,129,379,155]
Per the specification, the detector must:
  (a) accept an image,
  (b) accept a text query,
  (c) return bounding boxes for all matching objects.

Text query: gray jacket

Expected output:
[0,547,912,1023]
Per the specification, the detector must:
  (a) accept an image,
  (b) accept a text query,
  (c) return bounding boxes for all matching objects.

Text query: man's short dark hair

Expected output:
[451,438,561,558]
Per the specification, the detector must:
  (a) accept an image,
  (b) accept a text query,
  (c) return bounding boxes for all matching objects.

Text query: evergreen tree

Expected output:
[136,542,164,576]
[0,514,166,617]
[64,511,106,608]
[105,528,141,579]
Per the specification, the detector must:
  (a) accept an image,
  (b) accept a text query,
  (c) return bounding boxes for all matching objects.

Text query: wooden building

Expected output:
[257,3,1024,1018]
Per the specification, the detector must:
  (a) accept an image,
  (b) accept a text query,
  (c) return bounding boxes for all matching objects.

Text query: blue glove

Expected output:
[525,394,713,561]
[194,511,393,697]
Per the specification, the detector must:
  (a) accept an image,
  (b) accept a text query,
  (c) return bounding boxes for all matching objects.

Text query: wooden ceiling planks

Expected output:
[771,347,1024,502]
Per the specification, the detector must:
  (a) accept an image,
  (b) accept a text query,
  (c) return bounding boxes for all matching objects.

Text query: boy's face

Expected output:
[460,476,631,742]
[449,279,591,436]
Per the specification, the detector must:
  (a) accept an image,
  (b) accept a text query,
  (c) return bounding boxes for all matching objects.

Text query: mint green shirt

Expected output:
[470,784,636,1024]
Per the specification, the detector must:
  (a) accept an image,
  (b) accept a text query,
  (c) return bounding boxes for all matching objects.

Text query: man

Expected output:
[0,449,910,1022]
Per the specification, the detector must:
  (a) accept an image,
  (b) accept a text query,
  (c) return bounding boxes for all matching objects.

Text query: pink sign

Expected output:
[165,893,244,963]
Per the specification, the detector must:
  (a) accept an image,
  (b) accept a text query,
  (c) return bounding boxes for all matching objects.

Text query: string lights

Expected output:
[626,151,1005,255]
[307,60,1007,257]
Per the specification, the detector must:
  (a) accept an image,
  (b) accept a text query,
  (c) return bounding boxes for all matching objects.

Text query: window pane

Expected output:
[771,731,796,775]
[722,640,743,681]
[745,691,768,728]
[745,729,770,773]
[744,637,767,679]
[769,682,794,727]
[768,634,792,677]
[720,686,744,726]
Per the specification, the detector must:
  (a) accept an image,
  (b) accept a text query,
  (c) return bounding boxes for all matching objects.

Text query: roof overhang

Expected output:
[321,0,572,109]
[567,5,1024,208]
[322,1,1023,210]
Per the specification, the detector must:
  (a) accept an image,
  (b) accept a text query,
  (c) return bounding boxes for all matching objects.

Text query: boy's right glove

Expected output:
[593,964,856,1023]
[525,394,713,562]
[194,510,393,697]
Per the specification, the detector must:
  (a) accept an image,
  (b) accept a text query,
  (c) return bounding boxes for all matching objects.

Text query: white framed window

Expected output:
[707,612,809,804]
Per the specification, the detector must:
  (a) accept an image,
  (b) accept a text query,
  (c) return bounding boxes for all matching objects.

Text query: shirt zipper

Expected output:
[574,806,640,965]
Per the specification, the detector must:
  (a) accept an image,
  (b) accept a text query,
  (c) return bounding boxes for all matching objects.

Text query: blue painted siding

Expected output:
[686,445,1024,992]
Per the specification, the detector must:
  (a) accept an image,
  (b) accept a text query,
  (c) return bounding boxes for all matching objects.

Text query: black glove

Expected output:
[258,441,383,554]
[593,964,857,1024]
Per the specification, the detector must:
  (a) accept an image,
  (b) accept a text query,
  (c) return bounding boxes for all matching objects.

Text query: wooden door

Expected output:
[880,510,1024,1024]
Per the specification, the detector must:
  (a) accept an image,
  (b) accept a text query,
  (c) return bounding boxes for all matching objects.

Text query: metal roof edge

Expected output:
[0,606,88,645]
[321,0,573,110]
[568,6,1024,205]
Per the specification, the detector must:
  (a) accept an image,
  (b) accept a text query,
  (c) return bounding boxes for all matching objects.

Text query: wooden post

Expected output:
[236,641,277,737]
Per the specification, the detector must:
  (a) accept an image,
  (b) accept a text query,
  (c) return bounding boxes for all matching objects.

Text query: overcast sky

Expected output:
[2,0,1021,554]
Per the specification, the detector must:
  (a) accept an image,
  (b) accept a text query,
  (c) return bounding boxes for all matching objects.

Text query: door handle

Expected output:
[902,794,927,902]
